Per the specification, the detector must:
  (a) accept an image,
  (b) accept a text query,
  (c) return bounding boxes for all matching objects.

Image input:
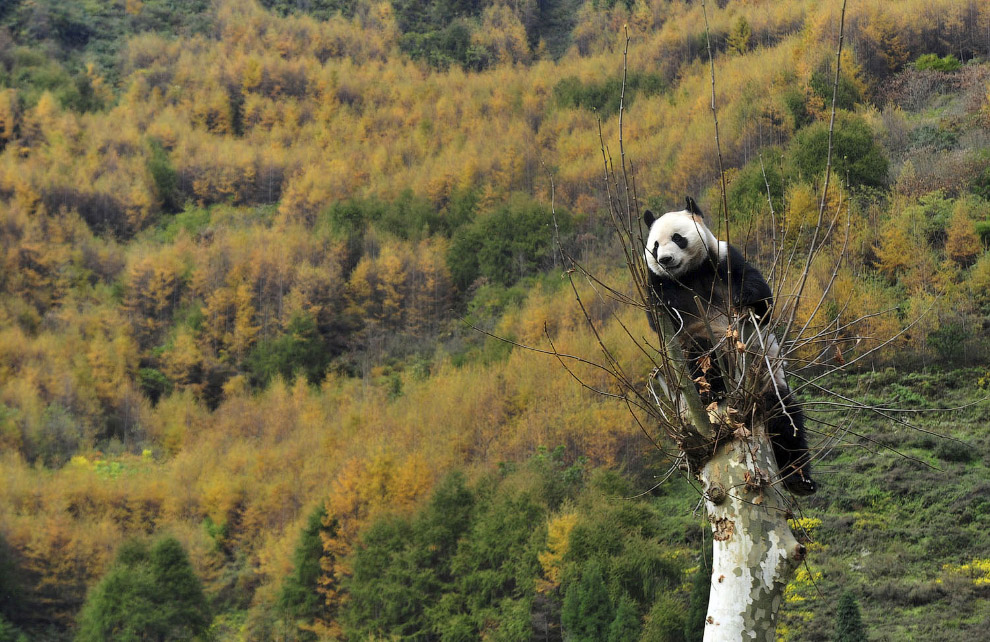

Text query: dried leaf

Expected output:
[698,354,712,373]
[693,375,711,393]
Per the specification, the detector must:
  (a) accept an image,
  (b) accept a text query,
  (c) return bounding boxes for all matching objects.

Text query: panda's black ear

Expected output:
[644,210,656,226]
[685,196,703,217]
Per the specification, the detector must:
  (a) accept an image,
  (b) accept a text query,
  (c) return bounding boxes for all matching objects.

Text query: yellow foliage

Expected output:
[537,510,578,591]
[940,559,990,586]
[945,203,982,268]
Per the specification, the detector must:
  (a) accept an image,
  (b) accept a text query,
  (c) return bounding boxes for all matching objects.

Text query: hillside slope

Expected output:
[0,0,988,639]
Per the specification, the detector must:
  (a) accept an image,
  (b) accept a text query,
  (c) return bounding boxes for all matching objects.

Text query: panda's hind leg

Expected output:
[766,390,817,496]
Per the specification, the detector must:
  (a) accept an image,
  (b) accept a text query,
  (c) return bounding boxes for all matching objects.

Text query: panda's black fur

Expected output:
[644,197,817,496]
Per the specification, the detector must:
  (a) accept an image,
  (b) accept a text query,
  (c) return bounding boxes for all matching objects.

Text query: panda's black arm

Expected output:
[724,245,773,321]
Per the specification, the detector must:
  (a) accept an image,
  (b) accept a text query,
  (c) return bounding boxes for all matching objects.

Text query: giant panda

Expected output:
[643,196,817,496]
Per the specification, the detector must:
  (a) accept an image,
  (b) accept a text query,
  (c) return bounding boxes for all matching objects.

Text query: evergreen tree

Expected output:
[76,537,211,642]
[343,515,437,639]
[608,593,641,642]
[833,591,867,642]
[147,138,179,213]
[277,504,337,636]
[0,535,23,628]
[0,615,27,642]
[562,560,612,642]
[640,595,686,642]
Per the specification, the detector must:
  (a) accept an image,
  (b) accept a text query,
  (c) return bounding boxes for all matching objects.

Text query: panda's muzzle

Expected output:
[658,255,674,267]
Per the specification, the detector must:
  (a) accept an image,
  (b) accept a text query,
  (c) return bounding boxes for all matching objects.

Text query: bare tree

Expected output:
[531,3,865,639]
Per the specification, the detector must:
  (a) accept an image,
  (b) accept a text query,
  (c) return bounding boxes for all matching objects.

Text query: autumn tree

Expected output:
[945,203,981,267]
[727,17,751,56]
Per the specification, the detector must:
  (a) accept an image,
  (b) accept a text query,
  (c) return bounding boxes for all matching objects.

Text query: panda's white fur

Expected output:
[644,207,727,279]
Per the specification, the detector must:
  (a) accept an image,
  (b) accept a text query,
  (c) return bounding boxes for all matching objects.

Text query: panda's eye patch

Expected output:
[671,233,688,249]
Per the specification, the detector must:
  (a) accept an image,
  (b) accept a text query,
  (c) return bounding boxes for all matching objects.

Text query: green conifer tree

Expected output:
[277,504,336,636]
[0,615,27,642]
[608,593,641,642]
[76,537,210,642]
[562,560,612,642]
[833,591,867,642]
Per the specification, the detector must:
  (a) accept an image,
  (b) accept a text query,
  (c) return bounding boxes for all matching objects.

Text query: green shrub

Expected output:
[398,21,489,71]
[147,138,179,213]
[562,560,613,641]
[969,158,990,202]
[783,87,813,129]
[319,189,475,248]
[926,322,967,363]
[260,0,357,19]
[910,124,958,151]
[913,53,961,72]
[787,112,888,189]
[640,595,687,642]
[906,190,954,248]
[809,66,862,111]
[609,593,642,642]
[933,439,974,463]
[683,565,709,642]
[138,368,172,403]
[448,195,572,290]
[727,154,784,220]
[975,220,990,244]
[157,206,211,243]
[246,313,334,386]
[31,403,88,467]
[343,469,543,640]
[553,72,666,119]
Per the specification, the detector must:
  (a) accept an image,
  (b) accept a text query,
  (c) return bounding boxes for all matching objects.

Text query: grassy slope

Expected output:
[780,369,990,640]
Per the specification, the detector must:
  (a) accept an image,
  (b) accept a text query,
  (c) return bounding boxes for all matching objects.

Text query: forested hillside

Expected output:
[0,0,988,639]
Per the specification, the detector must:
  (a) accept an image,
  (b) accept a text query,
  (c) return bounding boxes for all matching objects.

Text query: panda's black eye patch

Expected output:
[671,233,688,249]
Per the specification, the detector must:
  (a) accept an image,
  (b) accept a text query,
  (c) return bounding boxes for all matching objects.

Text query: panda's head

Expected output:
[643,197,722,279]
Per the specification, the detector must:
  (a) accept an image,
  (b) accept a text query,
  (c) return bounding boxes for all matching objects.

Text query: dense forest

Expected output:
[0,0,988,639]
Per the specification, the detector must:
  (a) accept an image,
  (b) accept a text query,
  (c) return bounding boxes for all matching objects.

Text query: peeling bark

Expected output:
[701,429,805,642]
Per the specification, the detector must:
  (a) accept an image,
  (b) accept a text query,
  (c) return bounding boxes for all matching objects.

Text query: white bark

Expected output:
[701,430,805,642]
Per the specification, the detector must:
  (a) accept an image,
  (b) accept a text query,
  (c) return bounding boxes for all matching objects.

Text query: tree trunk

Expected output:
[700,427,806,642]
